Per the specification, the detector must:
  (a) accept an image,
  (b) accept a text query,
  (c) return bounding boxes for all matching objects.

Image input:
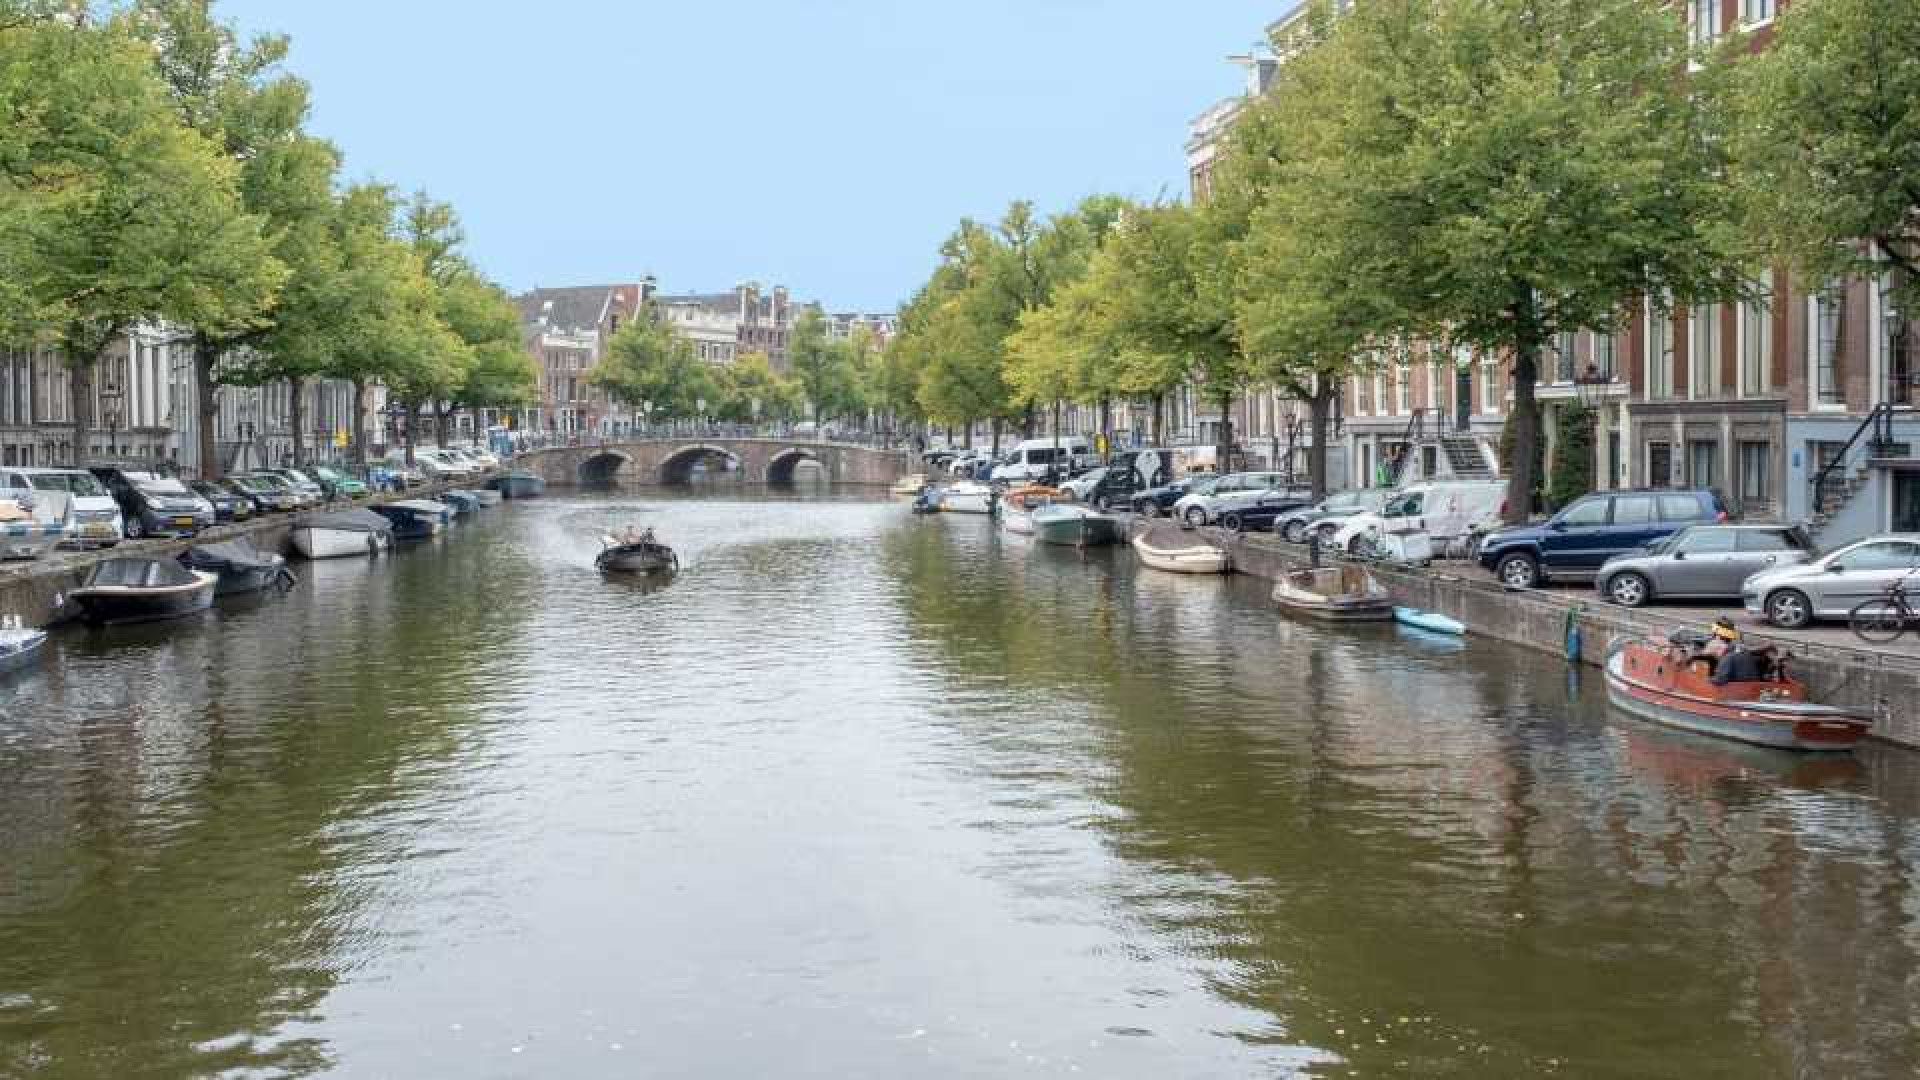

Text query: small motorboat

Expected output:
[181,538,294,597]
[440,490,481,516]
[891,473,929,497]
[936,481,995,515]
[1604,634,1872,751]
[1131,521,1228,574]
[1272,564,1394,621]
[0,496,68,561]
[1394,606,1465,635]
[487,471,545,499]
[910,486,942,515]
[998,485,1058,536]
[472,488,504,507]
[1032,504,1122,547]
[0,616,48,676]
[68,557,216,624]
[370,499,451,539]
[597,529,679,575]
[292,508,394,559]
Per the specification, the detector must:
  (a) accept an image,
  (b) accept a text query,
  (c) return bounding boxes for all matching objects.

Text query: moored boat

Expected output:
[0,617,47,676]
[370,499,451,539]
[936,481,995,515]
[1393,606,1465,635]
[69,558,216,624]
[440,490,481,516]
[1131,521,1228,574]
[891,473,929,497]
[1603,635,1871,751]
[0,494,68,561]
[472,488,504,507]
[488,471,545,499]
[181,538,293,596]
[1032,504,1122,547]
[1272,564,1393,621]
[998,485,1058,536]
[291,508,394,559]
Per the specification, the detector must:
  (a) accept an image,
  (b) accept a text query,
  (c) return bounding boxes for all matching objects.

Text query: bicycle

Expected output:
[1848,571,1920,644]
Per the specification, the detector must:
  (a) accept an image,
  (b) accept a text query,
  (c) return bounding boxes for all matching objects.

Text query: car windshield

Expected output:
[247,475,291,491]
[36,473,109,497]
[135,478,190,497]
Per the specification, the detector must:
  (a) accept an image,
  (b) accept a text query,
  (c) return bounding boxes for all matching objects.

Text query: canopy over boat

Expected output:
[295,508,394,534]
[182,538,281,574]
[82,557,205,590]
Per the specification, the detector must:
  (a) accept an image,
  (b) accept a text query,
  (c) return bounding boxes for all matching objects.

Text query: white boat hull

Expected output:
[1132,533,1228,574]
[938,490,994,515]
[293,526,392,559]
[1001,507,1035,535]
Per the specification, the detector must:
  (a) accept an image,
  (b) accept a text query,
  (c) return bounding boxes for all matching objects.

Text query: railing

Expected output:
[1388,408,1426,485]
[507,424,904,453]
[1809,402,1897,516]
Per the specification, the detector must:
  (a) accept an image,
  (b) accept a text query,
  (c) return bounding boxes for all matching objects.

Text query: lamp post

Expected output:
[384,400,407,460]
[99,383,123,460]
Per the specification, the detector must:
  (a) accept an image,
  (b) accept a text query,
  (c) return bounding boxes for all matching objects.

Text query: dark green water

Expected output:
[1,495,1916,1078]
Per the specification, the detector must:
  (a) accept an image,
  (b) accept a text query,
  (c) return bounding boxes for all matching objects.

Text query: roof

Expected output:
[516,286,623,334]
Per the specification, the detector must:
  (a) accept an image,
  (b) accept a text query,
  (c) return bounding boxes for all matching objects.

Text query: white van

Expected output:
[1326,481,1505,552]
[0,466,122,548]
[989,437,1093,483]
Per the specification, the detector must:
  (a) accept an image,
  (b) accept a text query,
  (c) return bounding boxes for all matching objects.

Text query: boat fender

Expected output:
[1564,604,1583,662]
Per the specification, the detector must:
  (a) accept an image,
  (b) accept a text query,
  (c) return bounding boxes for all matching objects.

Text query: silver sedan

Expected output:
[1597,524,1813,608]
[1744,533,1920,628]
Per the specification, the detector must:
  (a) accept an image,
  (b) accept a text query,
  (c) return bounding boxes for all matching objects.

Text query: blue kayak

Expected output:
[1394,606,1465,635]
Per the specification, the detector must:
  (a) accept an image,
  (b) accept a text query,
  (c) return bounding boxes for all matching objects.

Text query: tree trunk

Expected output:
[351,378,368,466]
[194,335,221,479]
[1051,399,1062,467]
[1505,340,1540,525]
[68,355,92,463]
[1151,392,1166,446]
[991,417,1002,457]
[403,401,417,466]
[1021,403,1036,439]
[435,402,450,447]
[1308,384,1334,500]
[1214,388,1235,474]
[288,375,307,468]
[1097,396,1112,461]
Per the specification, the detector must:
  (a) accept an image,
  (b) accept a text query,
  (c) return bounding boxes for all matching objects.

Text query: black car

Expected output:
[1087,449,1179,510]
[1217,495,1318,532]
[190,480,251,524]
[1129,477,1196,516]
[87,467,215,539]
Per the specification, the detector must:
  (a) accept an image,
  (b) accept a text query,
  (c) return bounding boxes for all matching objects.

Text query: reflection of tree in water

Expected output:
[879,518,1920,1076]
[0,525,545,1077]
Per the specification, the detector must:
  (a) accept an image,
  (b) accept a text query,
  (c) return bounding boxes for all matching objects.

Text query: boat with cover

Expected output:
[370,499,451,539]
[1272,564,1394,621]
[597,529,679,575]
[1131,521,1228,573]
[69,557,216,624]
[488,471,545,499]
[0,617,47,676]
[936,481,995,515]
[1604,633,1871,751]
[291,507,394,559]
[440,490,482,516]
[181,538,294,596]
[1032,504,1123,547]
[472,488,504,507]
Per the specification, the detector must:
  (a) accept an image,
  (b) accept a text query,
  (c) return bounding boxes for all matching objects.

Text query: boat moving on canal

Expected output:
[0,616,47,675]
[1604,634,1872,751]
[181,538,293,597]
[1032,504,1122,547]
[597,528,678,575]
[1272,564,1394,621]
[487,471,545,499]
[292,508,395,559]
[69,557,217,624]
[1131,521,1228,574]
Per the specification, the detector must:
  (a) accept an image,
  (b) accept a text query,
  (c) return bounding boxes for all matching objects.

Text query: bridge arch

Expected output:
[577,450,632,486]
[658,444,742,485]
[765,447,825,486]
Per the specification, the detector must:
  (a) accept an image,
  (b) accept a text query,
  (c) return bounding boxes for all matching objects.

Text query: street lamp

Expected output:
[99,383,123,460]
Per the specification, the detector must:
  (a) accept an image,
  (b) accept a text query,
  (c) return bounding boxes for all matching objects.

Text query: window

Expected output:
[1480,358,1500,413]
[1560,497,1610,527]
[1737,529,1802,553]
[1648,303,1675,398]
[1836,541,1920,572]
[1737,441,1770,509]
[1815,284,1844,406]
[1428,361,1444,416]
[1590,331,1617,381]
[1690,304,1720,397]
[1613,496,1656,525]
[1674,529,1738,554]
[1741,0,1775,25]
[1687,439,1718,489]
[1689,0,1721,47]
[1647,442,1674,488]
[1395,367,1410,413]
[1554,331,1578,383]
[1373,373,1386,416]
[1660,494,1708,521]
[1740,280,1771,395]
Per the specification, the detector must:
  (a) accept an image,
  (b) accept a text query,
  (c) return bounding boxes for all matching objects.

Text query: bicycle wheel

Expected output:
[1849,598,1909,644]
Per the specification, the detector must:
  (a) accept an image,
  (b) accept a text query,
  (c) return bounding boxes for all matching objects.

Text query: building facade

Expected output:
[516,283,648,436]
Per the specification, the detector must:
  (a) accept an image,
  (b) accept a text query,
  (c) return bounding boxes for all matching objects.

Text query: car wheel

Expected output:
[1281,520,1306,544]
[1183,505,1208,527]
[1220,512,1244,532]
[1766,589,1813,630]
[124,517,145,539]
[1092,495,1111,511]
[1496,553,1539,589]
[1606,572,1652,608]
[1140,502,1160,519]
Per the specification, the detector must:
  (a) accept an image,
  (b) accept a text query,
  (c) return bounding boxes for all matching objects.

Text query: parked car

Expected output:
[1217,492,1326,533]
[1130,476,1201,517]
[1596,524,1814,608]
[1330,481,1509,555]
[1744,534,1920,629]
[1057,466,1109,501]
[1086,448,1181,510]
[389,449,473,482]
[262,468,327,505]
[1477,488,1731,588]
[87,468,215,539]
[1171,471,1302,526]
[308,464,370,499]
[0,466,123,548]
[228,472,306,514]
[1270,490,1392,543]
[990,437,1094,483]
[190,480,252,524]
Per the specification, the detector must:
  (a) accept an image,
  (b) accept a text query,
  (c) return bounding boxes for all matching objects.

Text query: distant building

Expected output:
[824,313,899,347]
[515,282,648,436]
[655,283,797,370]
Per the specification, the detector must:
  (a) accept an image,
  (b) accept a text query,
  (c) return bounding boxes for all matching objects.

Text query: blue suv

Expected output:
[1477,489,1731,589]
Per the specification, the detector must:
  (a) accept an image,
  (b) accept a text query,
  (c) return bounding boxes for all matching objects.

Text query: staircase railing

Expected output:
[1388,408,1426,485]
[1809,402,1896,518]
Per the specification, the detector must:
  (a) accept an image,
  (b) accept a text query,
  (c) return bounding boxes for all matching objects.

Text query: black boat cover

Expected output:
[294,508,393,533]
[182,538,281,572]
[84,557,202,589]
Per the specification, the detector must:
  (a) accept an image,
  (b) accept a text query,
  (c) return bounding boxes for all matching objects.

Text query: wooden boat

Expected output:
[292,508,394,559]
[936,481,995,515]
[487,471,545,499]
[370,499,451,539]
[597,534,679,575]
[1604,636,1871,751]
[891,473,929,497]
[1394,606,1465,635]
[0,618,47,676]
[1032,504,1122,547]
[181,539,293,597]
[1272,564,1393,621]
[1131,521,1228,574]
[69,558,216,624]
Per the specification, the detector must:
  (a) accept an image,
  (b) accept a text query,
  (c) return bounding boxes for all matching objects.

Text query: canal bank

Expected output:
[1224,531,1920,749]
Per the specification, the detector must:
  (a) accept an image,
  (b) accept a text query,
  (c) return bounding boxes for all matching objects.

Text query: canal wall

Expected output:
[1224,533,1920,750]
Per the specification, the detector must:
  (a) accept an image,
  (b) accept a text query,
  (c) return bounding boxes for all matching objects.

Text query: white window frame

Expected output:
[1395,364,1410,414]
[1809,285,1846,411]
[1740,0,1775,28]
[1737,276,1771,396]
[1589,329,1617,381]
[1647,297,1675,399]
[1690,303,1720,399]
[1479,357,1500,415]
[1427,359,1444,417]
[1689,0,1722,47]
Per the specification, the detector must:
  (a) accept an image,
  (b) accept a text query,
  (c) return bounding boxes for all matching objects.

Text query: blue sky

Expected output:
[223,1,1286,311]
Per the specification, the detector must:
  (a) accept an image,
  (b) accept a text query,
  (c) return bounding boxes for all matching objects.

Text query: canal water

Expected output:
[1,495,1916,1078]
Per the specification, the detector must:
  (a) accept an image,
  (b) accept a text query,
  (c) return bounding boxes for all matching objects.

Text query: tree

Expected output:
[591,312,717,423]
[788,308,866,428]
[440,273,534,437]
[1292,0,1741,522]
[1727,0,1920,311]
[714,351,801,425]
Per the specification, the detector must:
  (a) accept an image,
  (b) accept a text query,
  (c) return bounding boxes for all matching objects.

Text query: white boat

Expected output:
[291,508,395,559]
[1131,522,1229,574]
[936,481,995,515]
[0,490,70,561]
[473,488,504,507]
[1001,504,1035,535]
[891,473,929,497]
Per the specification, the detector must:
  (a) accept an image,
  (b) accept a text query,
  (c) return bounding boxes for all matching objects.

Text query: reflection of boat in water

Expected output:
[1604,636,1871,752]
[0,618,47,676]
[1032,504,1122,547]
[891,473,928,497]
[69,558,216,624]
[1272,564,1393,621]
[1131,521,1227,573]
[1615,723,1866,792]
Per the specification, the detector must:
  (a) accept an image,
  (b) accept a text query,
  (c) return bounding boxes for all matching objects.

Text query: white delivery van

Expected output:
[0,467,122,548]
[989,437,1093,483]
[1326,481,1506,553]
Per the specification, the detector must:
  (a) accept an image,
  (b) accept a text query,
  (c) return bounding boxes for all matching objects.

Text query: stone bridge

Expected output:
[518,438,912,487]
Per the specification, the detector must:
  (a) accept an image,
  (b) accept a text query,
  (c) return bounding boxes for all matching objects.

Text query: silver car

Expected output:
[1743,533,1920,629]
[1597,524,1813,608]
[1170,471,1298,526]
